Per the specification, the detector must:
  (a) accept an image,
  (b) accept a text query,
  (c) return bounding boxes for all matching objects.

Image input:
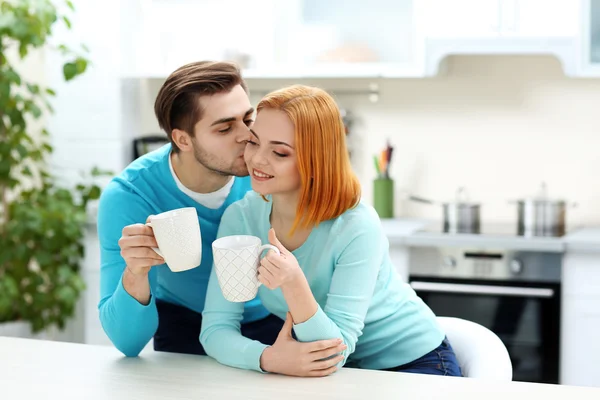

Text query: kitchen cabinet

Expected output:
[422,0,578,38]
[422,0,580,76]
[590,0,600,64]
[122,0,424,79]
[516,0,579,37]
[244,0,424,78]
[561,251,600,387]
[421,0,502,38]
[389,246,410,282]
[120,0,591,79]
[121,0,278,78]
[579,0,600,76]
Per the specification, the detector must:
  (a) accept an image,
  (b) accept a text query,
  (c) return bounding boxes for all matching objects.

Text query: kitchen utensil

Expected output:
[373,140,395,179]
[511,182,577,237]
[409,187,481,234]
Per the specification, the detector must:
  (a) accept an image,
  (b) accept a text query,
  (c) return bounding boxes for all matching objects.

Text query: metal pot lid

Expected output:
[408,187,481,206]
[443,201,481,207]
[515,182,568,204]
[517,198,567,205]
[443,187,481,206]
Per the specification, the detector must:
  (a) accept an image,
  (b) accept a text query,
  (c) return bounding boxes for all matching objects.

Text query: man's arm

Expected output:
[97,180,163,357]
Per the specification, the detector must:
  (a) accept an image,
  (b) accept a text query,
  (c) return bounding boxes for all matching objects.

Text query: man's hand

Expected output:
[118,218,165,276]
[260,313,346,377]
[118,217,164,304]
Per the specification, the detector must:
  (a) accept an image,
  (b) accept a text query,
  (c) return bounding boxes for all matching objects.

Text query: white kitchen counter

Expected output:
[379,218,429,244]
[381,218,600,253]
[563,228,600,253]
[1,337,599,400]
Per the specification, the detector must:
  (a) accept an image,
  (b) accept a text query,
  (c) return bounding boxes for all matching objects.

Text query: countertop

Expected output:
[562,228,600,253]
[1,337,599,400]
[381,218,600,253]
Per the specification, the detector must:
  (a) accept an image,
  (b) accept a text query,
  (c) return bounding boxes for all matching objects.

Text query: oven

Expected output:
[408,246,561,384]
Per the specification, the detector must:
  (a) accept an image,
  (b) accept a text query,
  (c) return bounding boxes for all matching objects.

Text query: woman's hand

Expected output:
[260,313,346,377]
[258,228,304,290]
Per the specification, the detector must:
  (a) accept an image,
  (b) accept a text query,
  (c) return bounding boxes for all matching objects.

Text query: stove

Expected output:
[416,221,569,238]
[408,222,564,384]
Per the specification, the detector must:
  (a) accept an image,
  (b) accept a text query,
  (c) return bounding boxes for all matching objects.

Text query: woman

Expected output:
[200,85,461,377]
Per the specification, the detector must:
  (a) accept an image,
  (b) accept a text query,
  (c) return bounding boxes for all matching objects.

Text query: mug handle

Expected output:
[145,221,164,258]
[259,244,280,257]
[256,245,280,287]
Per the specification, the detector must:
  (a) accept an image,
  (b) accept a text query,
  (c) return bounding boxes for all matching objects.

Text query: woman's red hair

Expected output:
[257,85,361,233]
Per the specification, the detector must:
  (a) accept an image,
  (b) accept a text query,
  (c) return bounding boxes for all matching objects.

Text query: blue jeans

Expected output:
[153,300,284,355]
[384,337,462,377]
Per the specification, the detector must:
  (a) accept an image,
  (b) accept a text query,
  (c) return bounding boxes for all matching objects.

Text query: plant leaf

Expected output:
[5,69,21,85]
[19,43,28,58]
[88,186,101,200]
[30,104,42,119]
[15,144,28,159]
[75,57,87,74]
[26,83,40,94]
[63,62,77,81]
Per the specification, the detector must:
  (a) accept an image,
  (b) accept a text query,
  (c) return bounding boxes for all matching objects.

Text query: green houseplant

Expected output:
[0,0,108,334]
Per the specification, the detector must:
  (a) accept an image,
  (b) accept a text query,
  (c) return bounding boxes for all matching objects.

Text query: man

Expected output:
[97,61,344,375]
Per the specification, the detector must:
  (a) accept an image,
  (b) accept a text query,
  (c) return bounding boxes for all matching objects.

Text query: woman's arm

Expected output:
[263,218,384,367]
[201,202,347,375]
[200,204,269,372]
[200,266,270,372]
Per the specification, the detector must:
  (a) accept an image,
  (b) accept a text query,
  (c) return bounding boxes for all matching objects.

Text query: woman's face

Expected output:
[244,108,301,197]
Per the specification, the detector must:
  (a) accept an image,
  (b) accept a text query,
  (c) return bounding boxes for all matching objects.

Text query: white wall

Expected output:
[40,0,123,345]
[136,55,600,230]
[46,0,124,186]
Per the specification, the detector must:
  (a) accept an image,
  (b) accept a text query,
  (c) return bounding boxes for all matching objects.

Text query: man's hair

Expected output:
[257,85,361,234]
[154,61,248,152]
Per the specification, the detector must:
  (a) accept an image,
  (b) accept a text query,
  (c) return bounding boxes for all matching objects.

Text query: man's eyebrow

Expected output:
[249,128,293,148]
[210,107,255,127]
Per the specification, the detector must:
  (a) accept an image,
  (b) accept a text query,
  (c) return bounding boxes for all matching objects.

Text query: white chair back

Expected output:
[437,316,513,381]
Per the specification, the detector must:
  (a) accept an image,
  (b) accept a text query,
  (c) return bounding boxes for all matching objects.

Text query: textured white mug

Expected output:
[212,235,280,302]
[146,207,202,272]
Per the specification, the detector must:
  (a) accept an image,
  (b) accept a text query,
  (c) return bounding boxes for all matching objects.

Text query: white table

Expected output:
[1,337,598,400]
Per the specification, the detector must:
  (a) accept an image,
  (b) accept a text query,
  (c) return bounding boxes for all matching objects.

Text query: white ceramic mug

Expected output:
[146,207,202,272]
[212,235,280,302]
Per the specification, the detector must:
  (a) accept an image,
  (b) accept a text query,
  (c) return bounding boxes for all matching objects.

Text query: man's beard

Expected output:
[192,140,249,177]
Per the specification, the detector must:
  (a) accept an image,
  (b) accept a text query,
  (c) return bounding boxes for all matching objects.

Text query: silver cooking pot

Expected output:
[410,187,481,234]
[511,183,577,237]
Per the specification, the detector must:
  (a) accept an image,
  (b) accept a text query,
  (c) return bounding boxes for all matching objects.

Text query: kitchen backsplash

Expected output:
[137,55,600,228]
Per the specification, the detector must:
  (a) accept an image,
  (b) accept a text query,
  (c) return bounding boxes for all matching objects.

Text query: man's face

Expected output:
[190,84,254,177]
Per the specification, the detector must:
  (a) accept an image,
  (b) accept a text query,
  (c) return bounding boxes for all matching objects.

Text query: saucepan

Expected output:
[409,187,481,234]
[509,182,577,237]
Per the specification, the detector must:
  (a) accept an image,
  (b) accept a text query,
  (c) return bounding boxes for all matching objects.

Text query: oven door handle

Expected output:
[410,281,555,298]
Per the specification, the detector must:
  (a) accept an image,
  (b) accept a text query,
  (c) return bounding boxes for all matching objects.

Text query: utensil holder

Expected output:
[373,178,394,218]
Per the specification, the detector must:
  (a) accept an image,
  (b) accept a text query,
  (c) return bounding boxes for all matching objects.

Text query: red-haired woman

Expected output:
[201,85,461,378]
